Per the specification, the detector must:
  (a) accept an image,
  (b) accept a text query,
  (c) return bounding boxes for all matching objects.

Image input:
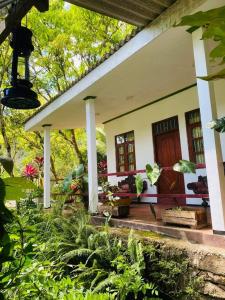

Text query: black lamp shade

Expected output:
[2,84,40,109]
[1,26,41,110]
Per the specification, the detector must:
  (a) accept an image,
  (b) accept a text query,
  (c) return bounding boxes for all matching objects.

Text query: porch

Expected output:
[93,204,225,250]
[25,0,225,237]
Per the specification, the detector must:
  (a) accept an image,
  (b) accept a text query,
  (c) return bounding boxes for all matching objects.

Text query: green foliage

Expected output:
[62,164,86,193]
[146,163,161,186]
[135,163,161,196]
[173,160,196,174]
[3,177,36,200]
[0,159,14,300]
[207,117,225,133]
[0,159,38,299]
[135,174,143,197]
[178,5,225,80]
[0,0,133,179]
[1,204,203,300]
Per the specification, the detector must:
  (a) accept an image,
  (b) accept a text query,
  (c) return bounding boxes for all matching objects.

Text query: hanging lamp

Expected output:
[1,25,40,109]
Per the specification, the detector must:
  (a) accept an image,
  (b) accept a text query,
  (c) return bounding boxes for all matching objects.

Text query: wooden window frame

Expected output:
[115,131,136,172]
[185,108,205,164]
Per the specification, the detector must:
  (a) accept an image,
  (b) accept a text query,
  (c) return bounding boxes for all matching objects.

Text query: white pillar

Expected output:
[85,97,98,213]
[192,27,225,234]
[43,124,51,209]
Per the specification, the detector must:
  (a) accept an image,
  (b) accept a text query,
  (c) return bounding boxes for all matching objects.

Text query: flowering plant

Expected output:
[98,160,107,173]
[106,191,120,206]
[207,117,225,133]
[98,160,107,184]
[22,164,39,180]
[70,178,82,193]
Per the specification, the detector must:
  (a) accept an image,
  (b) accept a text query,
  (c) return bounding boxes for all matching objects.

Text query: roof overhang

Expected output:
[25,0,225,132]
[66,0,176,27]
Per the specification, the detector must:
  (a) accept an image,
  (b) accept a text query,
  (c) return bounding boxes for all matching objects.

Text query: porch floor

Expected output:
[93,204,225,250]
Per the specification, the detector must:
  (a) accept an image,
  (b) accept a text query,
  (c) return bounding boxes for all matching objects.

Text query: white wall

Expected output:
[104,80,225,205]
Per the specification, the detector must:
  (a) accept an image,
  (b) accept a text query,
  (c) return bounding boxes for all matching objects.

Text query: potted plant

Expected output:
[98,191,131,218]
[98,182,131,217]
[62,164,88,209]
[161,160,207,228]
[161,206,207,229]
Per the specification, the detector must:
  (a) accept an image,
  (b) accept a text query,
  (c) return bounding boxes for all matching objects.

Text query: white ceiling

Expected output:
[25,0,225,131]
[26,26,195,130]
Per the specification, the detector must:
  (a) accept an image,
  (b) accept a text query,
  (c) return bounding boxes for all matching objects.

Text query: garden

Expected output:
[1,1,225,299]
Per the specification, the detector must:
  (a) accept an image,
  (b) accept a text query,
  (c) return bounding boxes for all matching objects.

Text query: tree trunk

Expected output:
[70,129,85,165]
[59,129,85,165]
[50,156,58,183]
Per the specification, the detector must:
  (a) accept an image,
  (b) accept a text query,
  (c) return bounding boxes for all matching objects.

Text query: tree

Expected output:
[0,0,134,178]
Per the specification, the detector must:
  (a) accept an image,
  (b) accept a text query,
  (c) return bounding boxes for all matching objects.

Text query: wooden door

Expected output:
[153,117,185,205]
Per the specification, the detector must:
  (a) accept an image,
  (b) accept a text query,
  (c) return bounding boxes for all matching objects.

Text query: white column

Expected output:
[85,98,98,213]
[43,124,51,209]
[192,27,225,234]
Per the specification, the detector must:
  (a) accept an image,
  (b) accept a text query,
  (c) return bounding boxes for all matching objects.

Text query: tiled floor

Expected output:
[93,204,225,249]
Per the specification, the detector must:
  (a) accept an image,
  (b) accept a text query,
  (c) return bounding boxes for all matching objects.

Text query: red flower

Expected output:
[70,183,78,191]
[23,164,39,179]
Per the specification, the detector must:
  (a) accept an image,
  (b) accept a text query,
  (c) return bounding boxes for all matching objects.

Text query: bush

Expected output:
[1,204,201,299]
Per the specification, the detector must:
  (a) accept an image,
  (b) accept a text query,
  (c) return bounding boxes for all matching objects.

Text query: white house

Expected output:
[25,0,225,235]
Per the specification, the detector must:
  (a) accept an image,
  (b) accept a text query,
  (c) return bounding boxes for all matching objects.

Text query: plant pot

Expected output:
[161,207,207,229]
[33,197,43,206]
[105,197,132,206]
[98,203,130,218]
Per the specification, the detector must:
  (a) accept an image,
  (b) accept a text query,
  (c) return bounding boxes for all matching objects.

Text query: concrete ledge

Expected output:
[92,215,225,249]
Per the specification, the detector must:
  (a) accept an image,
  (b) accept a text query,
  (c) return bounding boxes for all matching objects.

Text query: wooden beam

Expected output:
[151,0,174,8]
[0,0,15,10]
[103,0,157,20]
[66,0,148,26]
[0,0,49,46]
[129,0,163,15]
[0,0,35,45]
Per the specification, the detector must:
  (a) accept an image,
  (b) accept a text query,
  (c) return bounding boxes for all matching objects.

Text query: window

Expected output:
[115,131,136,172]
[152,116,179,136]
[186,109,205,164]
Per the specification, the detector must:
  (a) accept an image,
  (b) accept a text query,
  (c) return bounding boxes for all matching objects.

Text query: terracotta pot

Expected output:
[98,203,130,218]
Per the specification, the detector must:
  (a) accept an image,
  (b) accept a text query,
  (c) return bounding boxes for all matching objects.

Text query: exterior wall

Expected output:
[104,80,225,205]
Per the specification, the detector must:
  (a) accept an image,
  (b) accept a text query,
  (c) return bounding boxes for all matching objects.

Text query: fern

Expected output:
[61,248,93,262]
[93,272,119,293]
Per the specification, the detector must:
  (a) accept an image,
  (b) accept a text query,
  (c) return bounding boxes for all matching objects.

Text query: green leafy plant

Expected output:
[146,163,162,186]
[62,164,88,207]
[2,200,203,300]
[135,174,144,197]
[207,117,225,133]
[135,163,161,197]
[178,5,225,81]
[173,160,196,174]
[0,157,37,299]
